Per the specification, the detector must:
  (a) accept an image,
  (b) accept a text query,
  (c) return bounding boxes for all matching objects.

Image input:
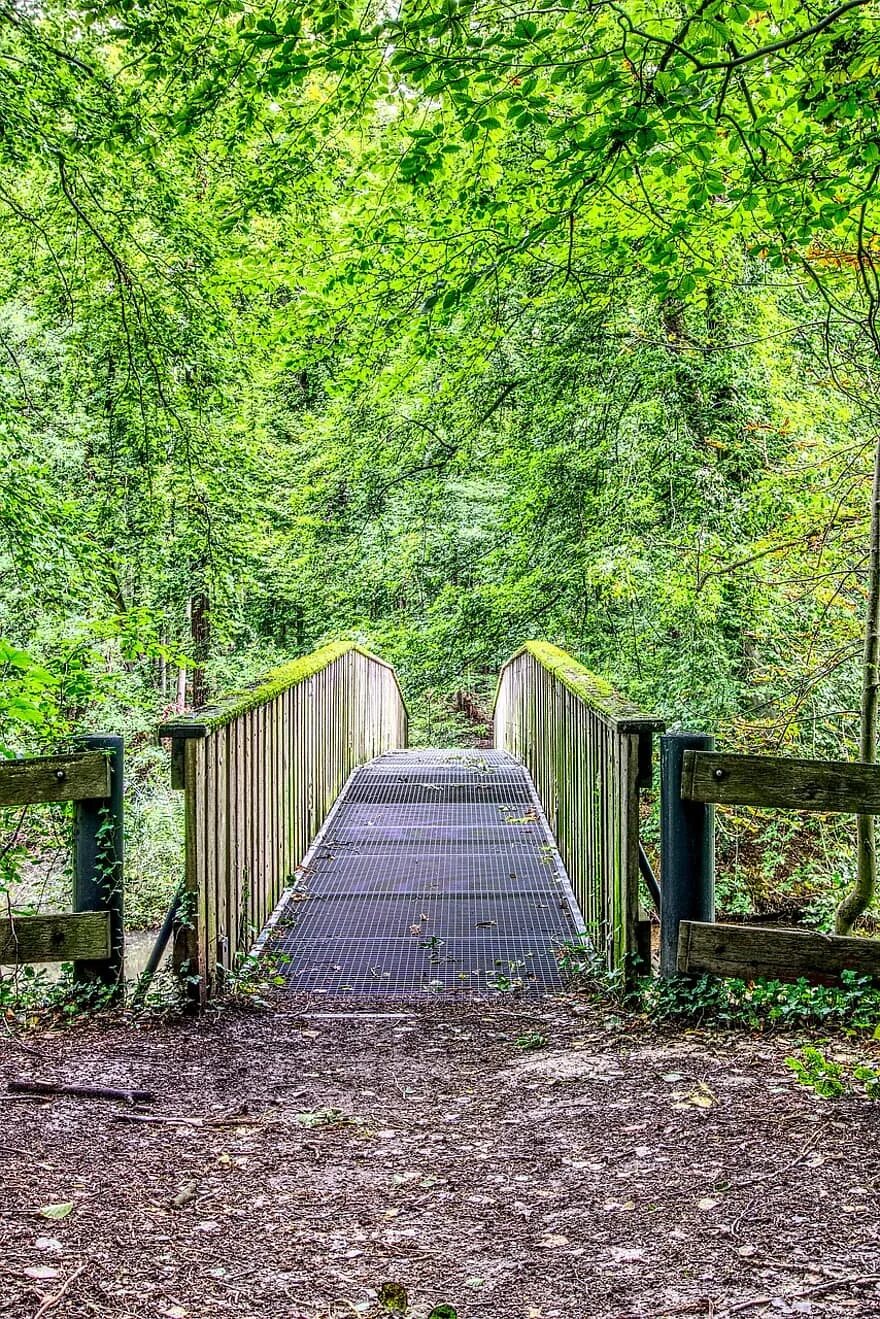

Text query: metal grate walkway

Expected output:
[268,749,584,997]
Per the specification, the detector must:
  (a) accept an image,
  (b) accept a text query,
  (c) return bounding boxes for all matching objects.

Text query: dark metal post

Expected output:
[660,732,715,977]
[130,885,182,1010]
[73,735,124,993]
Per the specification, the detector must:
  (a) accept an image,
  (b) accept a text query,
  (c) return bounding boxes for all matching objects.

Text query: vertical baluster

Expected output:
[230,715,242,968]
[215,725,228,978]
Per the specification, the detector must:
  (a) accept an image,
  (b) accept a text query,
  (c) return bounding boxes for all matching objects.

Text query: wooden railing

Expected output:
[0,736,124,990]
[669,746,880,982]
[495,643,663,970]
[159,642,407,1002]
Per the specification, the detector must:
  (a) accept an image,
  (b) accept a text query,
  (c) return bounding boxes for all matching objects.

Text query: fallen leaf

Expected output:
[697,1197,721,1210]
[171,1181,198,1209]
[34,1238,62,1253]
[38,1203,73,1221]
[378,1281,408,1312]
[538,1234,569,1247]
[673,1082,716,1111]
[23,1267,60,1281]
[427,1307,457,1319]
[608,1247,645,1263]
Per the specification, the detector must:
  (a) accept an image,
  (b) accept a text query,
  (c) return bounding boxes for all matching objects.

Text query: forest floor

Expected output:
[1,996,879,1319]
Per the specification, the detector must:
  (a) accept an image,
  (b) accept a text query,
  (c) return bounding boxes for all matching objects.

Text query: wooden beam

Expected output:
[681,751,880,813]
[0,913,111,964]
[0,753,110,807]
[677,920,880,983]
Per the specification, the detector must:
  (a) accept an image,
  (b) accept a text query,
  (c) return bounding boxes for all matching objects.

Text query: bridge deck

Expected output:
[268,749,583,996]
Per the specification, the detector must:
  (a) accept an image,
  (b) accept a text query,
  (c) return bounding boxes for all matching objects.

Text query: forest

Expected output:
[6,7,880,1317]
[3,0,880,961]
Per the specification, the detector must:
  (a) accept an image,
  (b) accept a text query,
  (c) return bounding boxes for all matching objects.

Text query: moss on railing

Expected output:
[497,641,663,730]
[159,641,406,738]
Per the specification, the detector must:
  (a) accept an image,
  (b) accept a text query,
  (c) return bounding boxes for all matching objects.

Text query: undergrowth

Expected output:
[560,941,880,1033]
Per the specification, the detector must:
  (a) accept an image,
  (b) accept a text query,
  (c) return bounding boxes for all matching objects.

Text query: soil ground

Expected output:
[1,996,879,1319]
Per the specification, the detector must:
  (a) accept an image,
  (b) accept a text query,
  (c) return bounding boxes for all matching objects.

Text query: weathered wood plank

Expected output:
[0,753,110,807]
[493,645,659,973]
[678,920,880,982]
[0,913,110,963]
[163,644,409,1002]
[682,751,880,813]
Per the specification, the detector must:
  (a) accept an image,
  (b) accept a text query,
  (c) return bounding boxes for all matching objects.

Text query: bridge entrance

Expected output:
[159,641,661,1005]
[266,750,583,997]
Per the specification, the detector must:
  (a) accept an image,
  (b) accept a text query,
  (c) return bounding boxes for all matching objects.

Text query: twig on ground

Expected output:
[110,1111,201,1126]
[730,1125,828,1189]
[1,1016,39,1054]
[722,1274,880,1315]
[33,1264,86,1319]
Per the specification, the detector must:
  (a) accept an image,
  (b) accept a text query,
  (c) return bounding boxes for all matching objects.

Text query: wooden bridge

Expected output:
[158,641,663,1003]
[9,638,880,1003]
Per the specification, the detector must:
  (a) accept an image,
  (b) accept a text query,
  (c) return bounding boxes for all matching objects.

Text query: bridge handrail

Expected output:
[495,642,663,971]
[496,643,663,733]
[159,641,408,740]
[159,641,408,1003]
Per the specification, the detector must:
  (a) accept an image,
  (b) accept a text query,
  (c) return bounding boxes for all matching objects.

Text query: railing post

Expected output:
[73,734,124,994]
[660,731,715,977]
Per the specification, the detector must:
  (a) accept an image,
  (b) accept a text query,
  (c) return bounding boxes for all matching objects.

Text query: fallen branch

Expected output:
[9,1078,154,1104]
[110,1104,272,1129]
[33,1264,86,1319]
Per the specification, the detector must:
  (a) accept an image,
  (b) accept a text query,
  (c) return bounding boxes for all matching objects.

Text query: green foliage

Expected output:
[785,1046,848,1098]
[640,970,880,1033]
[786,1046,880,1100]
[0,641,61,755]
[0,963,119,1028]
[563,941,880,1032]
[515,1031,548,1051]
[3,0,880,995]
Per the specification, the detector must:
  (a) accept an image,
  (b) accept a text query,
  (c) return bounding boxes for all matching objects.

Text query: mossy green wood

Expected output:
[168,643,408,1002]
[0,752,110,806]
[495,642,661,973]
[0,912,110,963]
[158,641,408,738]
[495,643,664,731]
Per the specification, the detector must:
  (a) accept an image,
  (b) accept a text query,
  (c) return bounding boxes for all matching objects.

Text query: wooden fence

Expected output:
[672,748,880,981]
[495,643,663,970]
[0,737,124,988]
[159,642,408,1002]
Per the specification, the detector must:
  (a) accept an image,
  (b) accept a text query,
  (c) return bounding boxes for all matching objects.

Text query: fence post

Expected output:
[73,734,124,993]
[660,731,715,977]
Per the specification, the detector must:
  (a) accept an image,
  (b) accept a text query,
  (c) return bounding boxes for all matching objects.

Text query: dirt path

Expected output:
[1,997,879,1319]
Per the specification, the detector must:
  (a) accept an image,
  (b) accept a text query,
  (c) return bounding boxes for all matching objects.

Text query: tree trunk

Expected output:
[190,589,210,710]
[836,433,880,934]
[175,664,187,712]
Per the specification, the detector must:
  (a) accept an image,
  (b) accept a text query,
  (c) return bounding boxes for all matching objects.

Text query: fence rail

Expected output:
[0,737,124,989]
[668,746,880,981]
[495,643,663,970]
[159,642,408,1002]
